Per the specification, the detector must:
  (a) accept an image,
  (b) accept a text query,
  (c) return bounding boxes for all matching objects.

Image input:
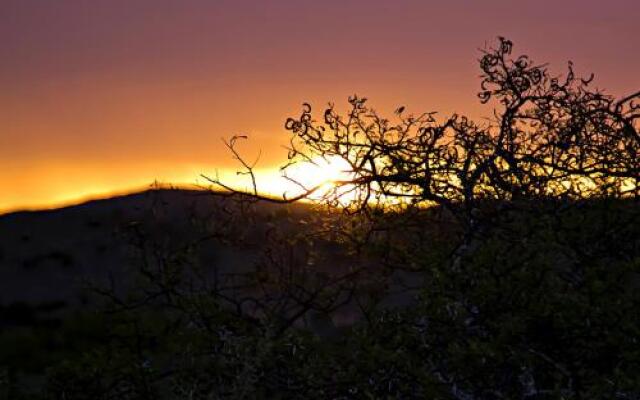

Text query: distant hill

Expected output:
[0,190,293,312]
[0,189,393,329]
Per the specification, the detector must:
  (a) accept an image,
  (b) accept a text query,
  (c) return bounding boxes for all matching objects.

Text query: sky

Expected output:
[1,0,638,213]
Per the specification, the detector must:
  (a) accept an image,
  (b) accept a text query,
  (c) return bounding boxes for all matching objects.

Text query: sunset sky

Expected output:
[1,0,638,213]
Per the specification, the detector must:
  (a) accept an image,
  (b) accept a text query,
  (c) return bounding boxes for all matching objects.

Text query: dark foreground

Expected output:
[0,189,638,399]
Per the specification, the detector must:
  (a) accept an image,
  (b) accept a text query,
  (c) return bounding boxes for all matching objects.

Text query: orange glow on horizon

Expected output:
[0,157,355,214]
[0,161,208,214]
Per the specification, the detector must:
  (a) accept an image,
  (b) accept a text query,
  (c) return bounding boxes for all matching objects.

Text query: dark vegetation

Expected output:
[1,38,639,399]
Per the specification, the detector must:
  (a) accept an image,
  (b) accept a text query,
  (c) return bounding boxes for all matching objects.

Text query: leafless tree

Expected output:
[204,36,638,270]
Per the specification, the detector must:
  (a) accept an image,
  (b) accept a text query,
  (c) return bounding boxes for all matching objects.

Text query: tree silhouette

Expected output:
[208,37,638,216]
[197,37,640,398]
[38,38,640,399]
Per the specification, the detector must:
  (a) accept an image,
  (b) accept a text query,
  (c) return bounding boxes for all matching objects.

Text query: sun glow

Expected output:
[250,156,356,203]
[0,157,359,215]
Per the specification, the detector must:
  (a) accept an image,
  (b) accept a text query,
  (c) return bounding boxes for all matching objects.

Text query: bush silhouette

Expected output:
[201,37,640,398]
